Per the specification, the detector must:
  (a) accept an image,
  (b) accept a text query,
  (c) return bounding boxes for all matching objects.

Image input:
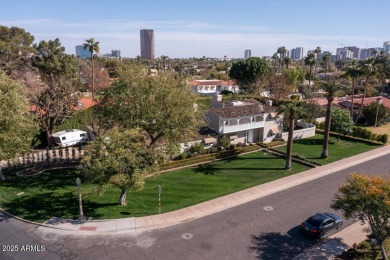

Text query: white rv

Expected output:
[52,129,89,147]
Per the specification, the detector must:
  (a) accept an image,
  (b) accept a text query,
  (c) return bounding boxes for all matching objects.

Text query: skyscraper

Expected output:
[75,45,90,59]
[291,47,303,60]
[140,29,155,59]
[244,50,251,59]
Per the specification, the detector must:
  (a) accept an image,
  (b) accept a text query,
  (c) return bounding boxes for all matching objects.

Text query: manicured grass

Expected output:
[0,152,309,222]
[274,133,382,165]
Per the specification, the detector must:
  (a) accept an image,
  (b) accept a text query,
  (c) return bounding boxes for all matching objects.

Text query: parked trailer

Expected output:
[52,129,89,147]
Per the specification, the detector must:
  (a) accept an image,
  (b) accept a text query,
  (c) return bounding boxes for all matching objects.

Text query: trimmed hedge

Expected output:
[315,129,384,145]
[258,140,286,148]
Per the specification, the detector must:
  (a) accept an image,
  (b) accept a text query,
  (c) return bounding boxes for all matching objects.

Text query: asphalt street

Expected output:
[0,153,389,260]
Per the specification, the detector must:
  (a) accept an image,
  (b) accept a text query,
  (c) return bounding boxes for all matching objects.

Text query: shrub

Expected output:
[179,152,187,160]
[189,142,205,155]
[229,144,236,150]
[218,135,230,148]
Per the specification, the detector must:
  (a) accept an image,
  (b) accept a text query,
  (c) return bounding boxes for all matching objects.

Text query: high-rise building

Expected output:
[346,46,361,59]
[111,50,121,58]
[140,29,155,59]
[75,45,90,59]
[244,50,251,59]
[290,47,303,60]
[383,41,390,53]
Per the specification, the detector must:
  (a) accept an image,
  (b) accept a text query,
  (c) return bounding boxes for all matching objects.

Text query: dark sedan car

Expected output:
[300,212,343,238]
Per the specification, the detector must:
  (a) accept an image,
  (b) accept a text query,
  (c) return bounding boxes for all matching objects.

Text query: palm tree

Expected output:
[314,46,322,73]
[276,101,306,169]
[272,53,279,72]
[321,54,330,76]
[344,61,361,119]
[277,46,287,71]
[304,53,316,87]
[320,80,344,158]
[83,38,100,100]
[283,57,292,69]
[356,58,378,121]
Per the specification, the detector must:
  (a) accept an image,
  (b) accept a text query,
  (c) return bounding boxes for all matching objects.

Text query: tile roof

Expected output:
[187,79,237,86]
[210,99,275,118]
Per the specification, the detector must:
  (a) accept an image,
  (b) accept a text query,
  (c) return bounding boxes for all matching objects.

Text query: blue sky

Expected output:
[1,0,389,58]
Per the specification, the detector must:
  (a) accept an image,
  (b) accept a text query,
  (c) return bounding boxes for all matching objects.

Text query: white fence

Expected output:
[277,122,316,141]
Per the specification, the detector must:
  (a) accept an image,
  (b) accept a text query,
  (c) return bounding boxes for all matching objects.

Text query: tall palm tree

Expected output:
[276,101,306,169]
[284,57,292,69]
[277,46,287,71]
[272,53,279,72]
[304,53,316,87]
[321,54,330,76]
[356,58,378,121]
[344,61,361,119]
[314,46,322,73]
[83,38,100,100]
[320,80,344,158]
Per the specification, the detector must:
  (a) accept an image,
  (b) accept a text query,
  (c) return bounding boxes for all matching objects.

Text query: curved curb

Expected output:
[0,207,74,231]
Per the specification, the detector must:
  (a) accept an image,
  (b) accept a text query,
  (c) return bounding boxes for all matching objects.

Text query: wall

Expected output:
[277,124,316,141]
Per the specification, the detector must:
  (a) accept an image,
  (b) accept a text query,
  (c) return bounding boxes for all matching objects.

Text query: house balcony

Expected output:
[219,121,265,134]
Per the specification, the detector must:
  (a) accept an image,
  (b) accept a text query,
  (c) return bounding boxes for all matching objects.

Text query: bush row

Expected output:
[352,126,388,143]
[315,122,388,144]
[258,140,286,148]
[315,129,384,145]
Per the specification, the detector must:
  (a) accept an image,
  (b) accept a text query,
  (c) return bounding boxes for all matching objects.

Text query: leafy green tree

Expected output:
[98,64,203,146]
[283,57,292,69]
[0,25,35,75]
[362,102,387,126]
[304,53,316,87]
[32,38,80,147]
[283,67,306,90]
[83,38,100,100]
[331,173,390,260]
[80,129,157,206]
[228,57,271,94]
[330,109,354,139]
[276,101,306,169]
[320,80,344,158]
[0,70,36,161]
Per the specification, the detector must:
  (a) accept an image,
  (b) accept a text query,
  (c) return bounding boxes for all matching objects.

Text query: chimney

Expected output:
[211,94,223,108]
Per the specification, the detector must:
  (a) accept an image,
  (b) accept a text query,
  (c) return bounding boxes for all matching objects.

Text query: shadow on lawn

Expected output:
[193,163,221,175]
[1,168,82,191]
[1,191,108,222]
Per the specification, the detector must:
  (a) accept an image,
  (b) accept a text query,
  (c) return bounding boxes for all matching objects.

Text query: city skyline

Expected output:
[1,0,390,58]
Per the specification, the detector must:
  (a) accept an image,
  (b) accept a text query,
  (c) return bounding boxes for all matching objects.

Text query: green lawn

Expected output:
[274,134,382,165]
[0,152,309,222]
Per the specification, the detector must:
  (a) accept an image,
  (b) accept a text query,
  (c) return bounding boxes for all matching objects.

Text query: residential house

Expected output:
[188,80,239,95]
[206,95,281,144]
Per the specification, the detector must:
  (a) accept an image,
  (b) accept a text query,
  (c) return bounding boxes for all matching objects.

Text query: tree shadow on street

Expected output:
[249,226,319,259]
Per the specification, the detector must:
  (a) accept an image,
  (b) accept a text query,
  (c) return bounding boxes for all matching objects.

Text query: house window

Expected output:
[224,121,228,125]
[80,133,86,137]
[62,137,66,140]
[251,117,255,122]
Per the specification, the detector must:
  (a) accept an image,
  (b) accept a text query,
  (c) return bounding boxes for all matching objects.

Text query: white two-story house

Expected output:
[206,94,282,144]
[188,80,240,95]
